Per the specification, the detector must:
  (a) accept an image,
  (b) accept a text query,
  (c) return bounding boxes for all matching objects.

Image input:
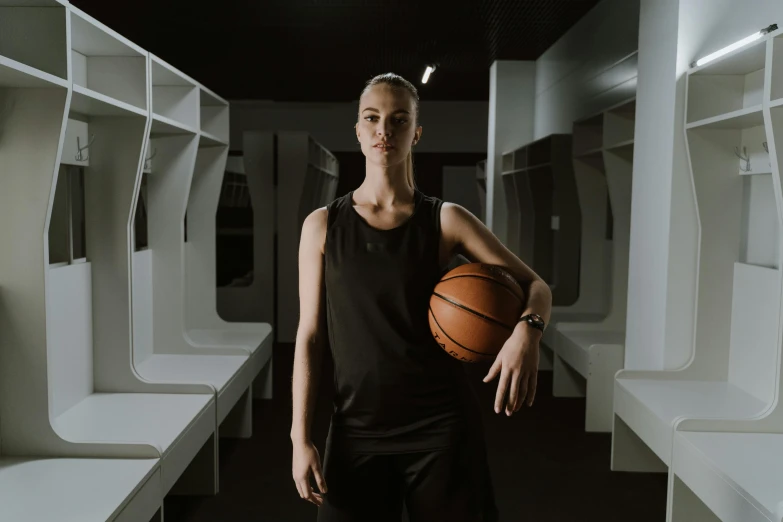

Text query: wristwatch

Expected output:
[519,313,546,332]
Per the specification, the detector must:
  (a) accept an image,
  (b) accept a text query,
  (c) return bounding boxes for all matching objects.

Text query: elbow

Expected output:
[296,323,327,350]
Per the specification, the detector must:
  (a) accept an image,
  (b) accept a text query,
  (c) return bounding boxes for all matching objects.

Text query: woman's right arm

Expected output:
[291,207,328,506]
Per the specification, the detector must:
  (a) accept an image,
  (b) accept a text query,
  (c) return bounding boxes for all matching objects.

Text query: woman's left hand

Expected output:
[483,328,540,415]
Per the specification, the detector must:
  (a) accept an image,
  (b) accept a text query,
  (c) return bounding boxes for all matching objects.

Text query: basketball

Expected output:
[429,263,526,363]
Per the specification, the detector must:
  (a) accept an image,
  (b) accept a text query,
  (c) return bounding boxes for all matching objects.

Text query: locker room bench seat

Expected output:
[612,376,767,468]
[136,354,252,425]
[0,457,161,522]
[540,312,606,350]
[549,326,625,432]
[186,323,273,378]
[53,393,215,493]
[672,431,783,522]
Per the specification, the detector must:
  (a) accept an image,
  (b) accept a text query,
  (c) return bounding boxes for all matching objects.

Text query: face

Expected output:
[356,83,422,166]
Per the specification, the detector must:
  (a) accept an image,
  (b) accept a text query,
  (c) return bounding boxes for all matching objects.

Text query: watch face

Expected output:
[526,314,545,330]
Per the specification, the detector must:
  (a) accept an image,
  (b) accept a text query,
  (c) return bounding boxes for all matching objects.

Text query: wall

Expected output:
[486,61,537,244]
[534,0,641,139]
[443,166,482,217]
[229,100,489,153]
[624,0,681,370]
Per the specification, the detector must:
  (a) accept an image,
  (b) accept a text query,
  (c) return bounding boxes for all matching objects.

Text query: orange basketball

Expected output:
[429,263,526,363]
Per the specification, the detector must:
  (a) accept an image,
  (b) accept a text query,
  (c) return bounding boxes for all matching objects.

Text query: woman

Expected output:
[291,72,552,522]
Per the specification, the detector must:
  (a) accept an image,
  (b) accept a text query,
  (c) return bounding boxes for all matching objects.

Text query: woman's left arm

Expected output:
[441,203,553,415]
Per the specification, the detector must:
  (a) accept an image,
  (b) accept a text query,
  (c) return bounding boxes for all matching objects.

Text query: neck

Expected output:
[357,159,413,208]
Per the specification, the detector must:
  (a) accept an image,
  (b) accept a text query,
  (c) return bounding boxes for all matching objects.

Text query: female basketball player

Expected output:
[291,73,552,522]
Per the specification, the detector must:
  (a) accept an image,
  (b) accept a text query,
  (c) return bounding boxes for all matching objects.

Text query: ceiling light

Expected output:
[691,23,778,68]
[422,65,436,84]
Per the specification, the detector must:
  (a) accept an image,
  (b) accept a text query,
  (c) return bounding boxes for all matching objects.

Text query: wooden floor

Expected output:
[165,343,668,522]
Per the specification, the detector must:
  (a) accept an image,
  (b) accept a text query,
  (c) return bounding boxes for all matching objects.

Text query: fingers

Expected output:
[483,356,502,383]
[506,370,520,415]
[313,465,328,495]
[494,366,510,414]
[518,373,529,407]
[528,370,538,406]
[296,479,324,507]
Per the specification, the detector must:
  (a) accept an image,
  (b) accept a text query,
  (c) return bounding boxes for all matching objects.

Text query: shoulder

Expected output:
[301,207,329,254]
[440,202,481,238]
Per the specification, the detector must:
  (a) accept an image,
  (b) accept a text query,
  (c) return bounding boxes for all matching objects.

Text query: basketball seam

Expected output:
[438,274,524,302]
[432,292,515,333]
[429,307,495,357]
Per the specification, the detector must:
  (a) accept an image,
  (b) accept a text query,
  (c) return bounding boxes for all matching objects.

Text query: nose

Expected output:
[377,119,393,137]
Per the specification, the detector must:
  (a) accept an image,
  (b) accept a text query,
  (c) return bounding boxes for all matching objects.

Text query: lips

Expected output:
[374,143,394,150]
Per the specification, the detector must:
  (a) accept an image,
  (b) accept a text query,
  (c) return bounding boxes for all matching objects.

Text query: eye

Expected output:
[364,116,378,122]
[395,118,408,124]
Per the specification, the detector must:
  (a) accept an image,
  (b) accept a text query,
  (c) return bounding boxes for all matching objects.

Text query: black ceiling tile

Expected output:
[68,0,602,101]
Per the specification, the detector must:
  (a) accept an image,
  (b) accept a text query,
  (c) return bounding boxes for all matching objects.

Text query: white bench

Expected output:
[612,264,779,474]
[48,263,221,494]
[551,327,625,432]
[549,132,633,433]
[670,425,783,522]
[0,458,162,522]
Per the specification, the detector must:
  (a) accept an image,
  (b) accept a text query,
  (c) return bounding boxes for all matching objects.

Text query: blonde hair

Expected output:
[360,73,420,190]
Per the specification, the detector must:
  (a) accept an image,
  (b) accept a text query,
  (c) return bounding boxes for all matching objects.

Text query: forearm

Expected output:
[290,334,324,444]
[521,278,552,323]
[514,277,552,338]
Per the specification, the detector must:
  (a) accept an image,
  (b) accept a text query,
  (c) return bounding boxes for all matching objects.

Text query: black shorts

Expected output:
[316,432,499,522]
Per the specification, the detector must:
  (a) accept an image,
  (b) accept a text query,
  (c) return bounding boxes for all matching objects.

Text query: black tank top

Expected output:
[324,188,479,454]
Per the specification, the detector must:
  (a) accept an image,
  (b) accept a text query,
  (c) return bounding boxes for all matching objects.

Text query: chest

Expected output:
[326,222,439,292]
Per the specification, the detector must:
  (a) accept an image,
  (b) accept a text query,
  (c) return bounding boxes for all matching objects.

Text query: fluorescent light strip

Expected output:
[695,31,763,67]
[422,65,434,84]
[692,23,778,68]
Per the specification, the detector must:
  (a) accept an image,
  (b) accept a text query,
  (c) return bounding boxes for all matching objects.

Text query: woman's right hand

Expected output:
[292,440,327,506]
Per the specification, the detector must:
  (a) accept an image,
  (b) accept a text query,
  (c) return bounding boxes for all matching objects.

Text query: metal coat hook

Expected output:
[75,134,95,162]
[735,145,751,172]
[144,147,157,170]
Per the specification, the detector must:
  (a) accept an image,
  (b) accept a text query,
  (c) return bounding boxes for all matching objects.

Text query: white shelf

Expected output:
[0,457,158,522]
[150,113,198,136]
[53,393,212,453]
[686,105,764,130]
[576,146,603,157]
[71,84,146,118]
[604,138,635,151]
[69,8,144,58]
[151,56,196,87]
[0,55,68,88]
[199,131,227,147]
[136,354,248,393]
[200,86,228,107]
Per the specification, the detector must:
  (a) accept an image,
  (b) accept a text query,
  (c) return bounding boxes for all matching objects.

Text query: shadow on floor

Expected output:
[164,343,667,522]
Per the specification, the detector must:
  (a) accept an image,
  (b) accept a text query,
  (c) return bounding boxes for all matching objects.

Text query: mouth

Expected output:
[374,143,395,151]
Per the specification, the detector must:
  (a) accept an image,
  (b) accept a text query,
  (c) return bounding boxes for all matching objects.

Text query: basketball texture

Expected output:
[429,263,526,363]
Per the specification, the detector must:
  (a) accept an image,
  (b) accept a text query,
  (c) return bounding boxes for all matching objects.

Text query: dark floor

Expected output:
[165,344,667,522]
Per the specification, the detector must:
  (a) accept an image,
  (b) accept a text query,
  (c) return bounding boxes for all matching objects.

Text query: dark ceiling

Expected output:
[69,0,601,102]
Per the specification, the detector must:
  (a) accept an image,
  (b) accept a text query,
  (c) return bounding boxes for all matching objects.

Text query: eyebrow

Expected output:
[362,108,410,115]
